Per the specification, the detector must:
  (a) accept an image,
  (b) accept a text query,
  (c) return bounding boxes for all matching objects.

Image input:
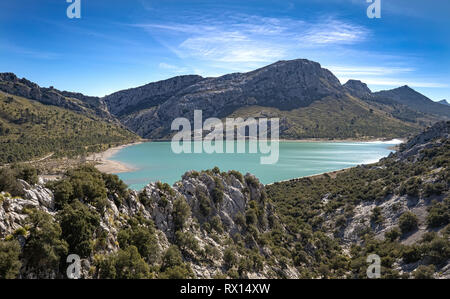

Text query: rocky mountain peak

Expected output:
[343,79,372,98]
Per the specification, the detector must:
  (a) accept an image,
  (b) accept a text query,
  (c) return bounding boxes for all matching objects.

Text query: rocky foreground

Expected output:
[0,122,449,279]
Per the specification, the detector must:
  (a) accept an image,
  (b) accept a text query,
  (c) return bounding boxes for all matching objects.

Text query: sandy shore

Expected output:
[87,141,143,174]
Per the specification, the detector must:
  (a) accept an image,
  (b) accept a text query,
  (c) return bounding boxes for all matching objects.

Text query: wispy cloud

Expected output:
[327,66,415,76]
[348,78,448,88]
[0,41,61,60]
[133,15,369,69]
[158,62,189,73]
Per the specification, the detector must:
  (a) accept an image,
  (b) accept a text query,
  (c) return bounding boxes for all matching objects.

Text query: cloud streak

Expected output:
[134,15,369,68]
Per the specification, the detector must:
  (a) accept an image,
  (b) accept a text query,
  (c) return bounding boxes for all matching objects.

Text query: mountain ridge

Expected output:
[1,58,448,143]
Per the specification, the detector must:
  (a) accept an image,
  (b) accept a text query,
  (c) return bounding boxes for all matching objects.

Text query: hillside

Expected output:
[344,80,443,126]
[0,122,448,279]
[0,73,111,119]
[0,91,139,164]
[372,86,450,119]
[104,59,428,140]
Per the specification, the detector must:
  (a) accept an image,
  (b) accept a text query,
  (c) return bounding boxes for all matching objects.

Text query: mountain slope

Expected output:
[373,86,450,119]
[104,59,424,140]
[0,73,111,119]
[344,80,444,126]
[0,91,139,164]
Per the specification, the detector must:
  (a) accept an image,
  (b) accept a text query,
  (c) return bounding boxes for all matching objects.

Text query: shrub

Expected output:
[413,265,435,279]
[0,240,22,279]
[175,231,199,253]
[370,207,384,225]
[23,209,68,273]
[210,216,224,234]
[426,198,450,228]
[58,200,100,257]
[159,245,194,279]
[161,245,183,271]
[118,225,159,264]
[172,197,191,230]
[385,227,401,242]
[96,246,151,279]
[398,212,418,234]
[12,164,39,185]
[223,247,237,270]
[0,168,22,196]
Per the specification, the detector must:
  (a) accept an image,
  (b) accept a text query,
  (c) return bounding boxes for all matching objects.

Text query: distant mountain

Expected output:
[372,86,450,118]
[104,59,423,139]
[344,80,444,126]
[438,99,450,106]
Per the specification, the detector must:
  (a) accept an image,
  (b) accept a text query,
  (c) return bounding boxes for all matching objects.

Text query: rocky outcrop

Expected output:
[397,121,450,160]
[0,169,297,279]
[344,79,372,99]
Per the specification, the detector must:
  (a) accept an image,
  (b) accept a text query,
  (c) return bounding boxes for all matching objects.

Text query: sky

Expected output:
[0,0,449,101]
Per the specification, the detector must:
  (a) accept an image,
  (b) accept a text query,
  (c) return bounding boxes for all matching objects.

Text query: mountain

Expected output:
[1,58,447,149]
[438,99,450,106]
[104,59,424,140]
[344,80,446,126]
[343,79,372,98]
[1,121,448,279]
[372,86,450,118]
[0,73,111,119]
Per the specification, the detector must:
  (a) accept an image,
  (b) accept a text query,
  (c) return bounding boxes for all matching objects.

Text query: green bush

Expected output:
[413,265,435,279]
[96,246,151,279]
[159,245,194,279]
[0,168,22,196]
[223,247,237,270]
[426,198,450,228]
[398,212,418,234]
[58,200,100,257]
[172,197,191,230]
[23,209,68,274]
[0,240,22,279]
[118,225,159,264]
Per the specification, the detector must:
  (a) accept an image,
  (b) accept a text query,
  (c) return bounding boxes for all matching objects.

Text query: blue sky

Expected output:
[0,0,449,101]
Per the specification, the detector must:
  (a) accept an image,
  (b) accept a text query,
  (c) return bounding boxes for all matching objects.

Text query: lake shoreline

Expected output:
[87,141,144,174]
[92,137,402,178]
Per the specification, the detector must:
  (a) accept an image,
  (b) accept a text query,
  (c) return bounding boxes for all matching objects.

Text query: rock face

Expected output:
[343,79,372,99]
[398,121,450,160]
[0,169,297,279]
[104,75,204,116]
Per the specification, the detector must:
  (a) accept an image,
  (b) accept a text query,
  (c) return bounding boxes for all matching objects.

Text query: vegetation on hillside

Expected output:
[0,92,138,164]
[228,96,421,139]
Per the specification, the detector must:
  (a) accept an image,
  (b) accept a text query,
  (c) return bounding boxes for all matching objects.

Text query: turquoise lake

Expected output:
[110,140,400,190]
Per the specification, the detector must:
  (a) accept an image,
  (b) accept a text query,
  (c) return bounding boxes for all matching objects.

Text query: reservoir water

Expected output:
[110,140,400,190]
